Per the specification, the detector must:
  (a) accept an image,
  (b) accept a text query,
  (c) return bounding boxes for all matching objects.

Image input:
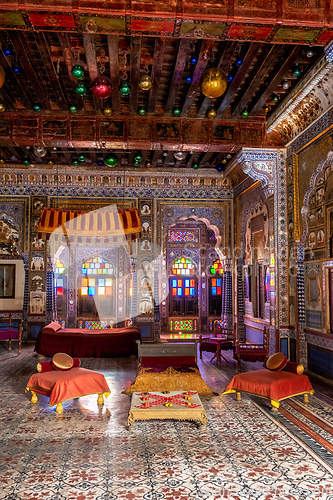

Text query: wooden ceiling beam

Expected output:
[36,33,69,112]
[231,44,277,117]
[10,32,52,111]
[129,37,142,116]
[82,33,101,114]
[57,33,85,112]
[216,42,261,118]
[107,35,121,114]
[249,46,300,115]
[164,38,192,115]
[147,37,166,114]
[182,39,215,117]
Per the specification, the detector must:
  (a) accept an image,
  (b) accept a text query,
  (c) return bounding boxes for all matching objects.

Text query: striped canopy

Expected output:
[37,207,141,241]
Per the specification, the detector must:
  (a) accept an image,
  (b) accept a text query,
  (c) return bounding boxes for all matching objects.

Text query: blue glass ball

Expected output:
[186,76,192,83]
[215,164,223,172]
[3,48,11,57]
[13,67,20,74]
[236,59,242,66]
[228,75,233,82]
[190,57,197,65]
[97,159,104,166]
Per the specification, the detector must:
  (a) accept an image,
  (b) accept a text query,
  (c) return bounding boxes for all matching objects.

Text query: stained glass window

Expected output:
[85,320,108,329]
[169,319,196,331]
[171,257,195,276]
[55,277,64,296]
[80,277,112,296]
[171,278,195,297]
[211,278,222,296]
[210,259,223,275]
[55,261,65,274]
[81,256,114,275]
[169,231,197,243]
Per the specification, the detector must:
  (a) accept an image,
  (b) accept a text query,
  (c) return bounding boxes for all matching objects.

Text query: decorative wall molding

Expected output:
[237,149,275,197]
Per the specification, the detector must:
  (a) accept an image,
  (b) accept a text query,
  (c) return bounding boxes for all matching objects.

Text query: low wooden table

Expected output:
[128,391,208,426]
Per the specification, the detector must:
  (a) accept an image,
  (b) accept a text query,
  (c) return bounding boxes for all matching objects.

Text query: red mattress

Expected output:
[35,324,141,358]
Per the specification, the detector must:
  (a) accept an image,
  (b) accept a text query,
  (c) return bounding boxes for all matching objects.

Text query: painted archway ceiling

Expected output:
[0,0,331,181]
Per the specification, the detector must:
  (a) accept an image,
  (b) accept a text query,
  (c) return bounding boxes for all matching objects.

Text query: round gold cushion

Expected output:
[52,352,74,371]
[266,352,288,371]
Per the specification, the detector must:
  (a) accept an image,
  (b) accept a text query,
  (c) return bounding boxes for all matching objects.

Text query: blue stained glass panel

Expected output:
[88,287,95,296]
[185,279,189,287]
[217,279,221,287]
[212,287,217,295]
[82,269,87,274]
[190,288,195,296]
[177,288,182,296]
[172,279,177,287]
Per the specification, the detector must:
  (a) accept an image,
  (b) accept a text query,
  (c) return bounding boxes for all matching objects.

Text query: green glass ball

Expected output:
[78,153,86,162]
[294,67,301,77]
[192,163,200,170]
[138,107,146,116]
[104,153,118,167]
[75,83,87,96]
[70,105,78,113]
[33,104,41,112]
[173,108,181,116]
[22,158,30,166]
[272,95,279,103]
[134,153,143,164]
[72,65,85,80]
[119,82,131,96]
[72,158,79,166]
[241,109,249,117]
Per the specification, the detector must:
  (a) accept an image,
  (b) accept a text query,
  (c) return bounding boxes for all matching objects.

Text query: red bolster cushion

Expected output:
[37,357,81,373]
[140,356,196,367]
[265,352,288,371]
[42,322,62,333]
[282,361,304,375]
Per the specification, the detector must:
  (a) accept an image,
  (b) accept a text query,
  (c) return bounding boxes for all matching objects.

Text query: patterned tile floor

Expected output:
[0,344,333,500]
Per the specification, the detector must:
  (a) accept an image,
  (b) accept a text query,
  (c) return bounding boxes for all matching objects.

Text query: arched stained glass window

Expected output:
[81,256,114,275]
[171,257,195,276]
[210,259,223,275]
[54,262,65,296]
[55,261,65,274]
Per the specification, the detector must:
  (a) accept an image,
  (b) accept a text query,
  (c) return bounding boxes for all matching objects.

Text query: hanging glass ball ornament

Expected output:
[0,158,4,164]
[215,164,223,172]
[13,66,20,74]
[190,56,197,65]
[92,76,112,99]
[103,107,112,117]
[119,81,131,96]
[222,158,227,164]
[241,109,249,117]
[293,64,301,77]
[186,76,192,84]
[48,159,54,165]
[22,157,30,166]
[75,83,87,96]
[104,153,118,167]
[3,47,11,57]
[146,162,152,168]
[33,145,47,157]
[207,107,217,119]
[192,163,200,170]
[306,48,314,58]
[139,74,152,91]
[134,153,143,165]
[78,153,86,162]
[272,94,279,103]
[200,67,228,99]
[236,59,243,66]
[264,105,270,113]
[282,81,289,90]
[228,75,233,82]
[70,105,78,113]
[174,151,186,161]
[173,107,181,117]
[0,103,6,112]
[0,65,4,88]
[97,158,104,166]
[138,107,146,116]
[33,104,41,112]
[71,65,85,80]
[72,158,80,166]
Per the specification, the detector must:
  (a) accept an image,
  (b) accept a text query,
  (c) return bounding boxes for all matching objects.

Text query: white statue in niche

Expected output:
[141,204,151,215]
[141,221,151,234]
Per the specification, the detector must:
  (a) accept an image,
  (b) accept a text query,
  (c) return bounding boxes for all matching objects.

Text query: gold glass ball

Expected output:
[139,74,152,91]
[146,162,152,168]
[0,65,4,89]
[200,67,227,99]
[0,103,6,113]
[103,107,112,117]
[207,107,217,119]
[0,158,5,164]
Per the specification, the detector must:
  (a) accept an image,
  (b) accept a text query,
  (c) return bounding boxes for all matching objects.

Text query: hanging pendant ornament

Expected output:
[72,64,85,80]
[207,107,217,119]
[75,83,87,96]
[103,107,112,117]
[200,67,227,99]
[92,76,112,99]
[0,65,5,88]
[33,145,47,157]
[139,74,152,91]
[104,153,118,167]
[0,103,6,112]
[70,105,78,114]
[120,81,131,96]
[78,153,86,162]
[134,153,143,165]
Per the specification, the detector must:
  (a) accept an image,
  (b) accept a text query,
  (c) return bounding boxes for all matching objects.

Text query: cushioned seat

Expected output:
[199,337,235,363]
[235,326,269,371]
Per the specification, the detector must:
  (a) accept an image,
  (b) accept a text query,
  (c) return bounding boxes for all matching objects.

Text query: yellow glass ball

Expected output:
[103,107,112,117]
[200,67,227,99]
[139,74,152,91]
[0,103,6,113]
[0,65,4,89]
[0,158,5,164]
[207,107,217,119]
[146,162,152,168]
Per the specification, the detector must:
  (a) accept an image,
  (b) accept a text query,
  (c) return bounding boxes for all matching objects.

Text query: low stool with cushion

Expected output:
[235,326,269,372]
[26,353,110,414]
[223,352,314,411]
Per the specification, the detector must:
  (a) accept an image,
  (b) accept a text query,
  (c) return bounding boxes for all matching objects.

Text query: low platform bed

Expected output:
[124,341,214,395]
[35,322,141,358]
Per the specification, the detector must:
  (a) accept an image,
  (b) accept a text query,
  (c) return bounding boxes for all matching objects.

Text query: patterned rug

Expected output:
[0,345,333,500]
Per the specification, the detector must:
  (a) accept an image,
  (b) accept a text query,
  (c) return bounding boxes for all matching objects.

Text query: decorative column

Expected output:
[130,256,138,325]
[295,244,306,365]
[45,253,56,324]
[236,258,246,342]
[153,266,160,340]
[21,252,30,340]
[221,258,233,332]
[237,148,288,353]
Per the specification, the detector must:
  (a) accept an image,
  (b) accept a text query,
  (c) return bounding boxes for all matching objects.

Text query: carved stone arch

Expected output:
[301,150,333,245]
[175,215,225,260]
[240,196,268,260]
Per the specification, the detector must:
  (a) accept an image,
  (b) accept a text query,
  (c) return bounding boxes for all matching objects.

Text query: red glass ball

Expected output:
[92,76,112,99]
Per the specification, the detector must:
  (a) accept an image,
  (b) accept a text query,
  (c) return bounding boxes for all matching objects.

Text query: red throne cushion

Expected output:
[235,346,267,362]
